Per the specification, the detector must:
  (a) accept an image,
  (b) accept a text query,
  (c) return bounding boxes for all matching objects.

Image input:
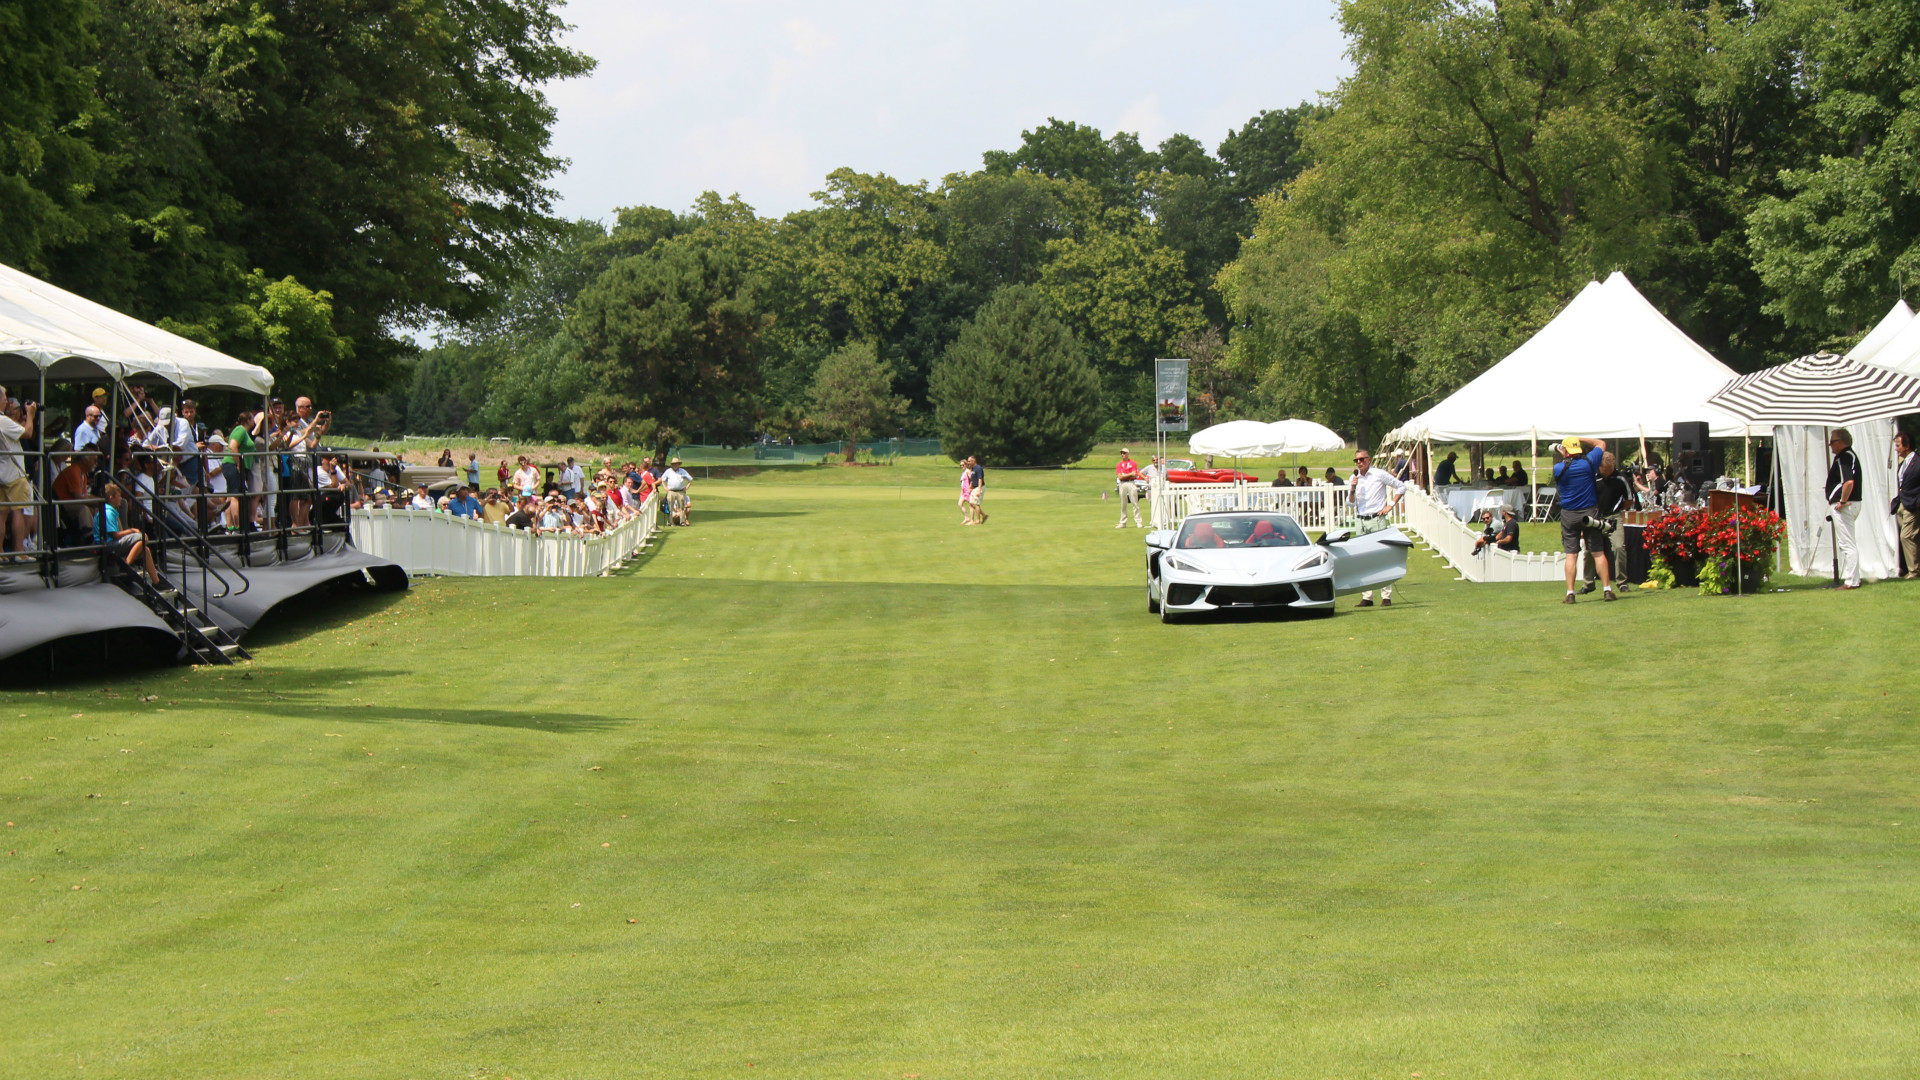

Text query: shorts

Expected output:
[1560,508,1606,554]
[0,475,29,507]
[968,489,983,504]
[110,533,140,558]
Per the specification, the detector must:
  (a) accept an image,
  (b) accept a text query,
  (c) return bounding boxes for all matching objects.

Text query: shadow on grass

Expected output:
[159,665,623,733]
[242,586,411,649]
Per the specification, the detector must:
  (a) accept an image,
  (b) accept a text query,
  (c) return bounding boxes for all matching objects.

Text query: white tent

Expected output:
[1390,272,1744,443]
[1772,300,1916,581]
[1188,419,1291,458]
[1268,418,1346,453]
[0,260,274,394]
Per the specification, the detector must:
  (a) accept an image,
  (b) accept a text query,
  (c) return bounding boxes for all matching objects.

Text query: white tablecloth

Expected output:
[1443,487,1527,521]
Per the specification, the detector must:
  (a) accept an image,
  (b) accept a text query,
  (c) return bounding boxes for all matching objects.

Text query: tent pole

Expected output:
[1530,427,1537,522]
[1743,426,1752,486]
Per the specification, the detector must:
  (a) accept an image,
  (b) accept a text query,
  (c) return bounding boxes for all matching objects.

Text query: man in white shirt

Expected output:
[73,405,105,455]
[559,457,584,498]
[408,484,434,510]
[1348,447,1407,607]
[663,457,692,525]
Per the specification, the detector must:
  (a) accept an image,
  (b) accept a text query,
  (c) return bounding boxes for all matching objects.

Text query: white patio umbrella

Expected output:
[1188,419,1289,458]
[1266,419,1346,454]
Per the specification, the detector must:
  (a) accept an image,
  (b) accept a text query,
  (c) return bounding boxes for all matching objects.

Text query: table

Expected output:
[1442,487,1526,521]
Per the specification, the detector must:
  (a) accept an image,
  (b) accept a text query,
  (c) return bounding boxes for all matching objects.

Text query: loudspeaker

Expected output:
[1673,421,1715,485]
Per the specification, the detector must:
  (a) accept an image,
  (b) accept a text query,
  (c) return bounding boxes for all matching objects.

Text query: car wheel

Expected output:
[1147,586,1161,614]
[1159,605,1178,624]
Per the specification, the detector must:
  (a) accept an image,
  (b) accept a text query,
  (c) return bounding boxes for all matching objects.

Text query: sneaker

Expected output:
[1603,588,1617,602]
[1116,522,1126,528]
[1357,598,1374,608]
[1563,592,1577,605]
[1580,581,1596,595]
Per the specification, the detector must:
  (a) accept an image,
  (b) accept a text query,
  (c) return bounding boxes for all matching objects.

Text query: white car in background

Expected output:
[1145,511,1411,622]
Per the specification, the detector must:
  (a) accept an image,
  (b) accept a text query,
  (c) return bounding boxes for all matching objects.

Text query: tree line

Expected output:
[7,1,1918,457]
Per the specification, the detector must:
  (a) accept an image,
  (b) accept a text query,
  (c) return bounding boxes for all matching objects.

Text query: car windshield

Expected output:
[1176,514,1310,549]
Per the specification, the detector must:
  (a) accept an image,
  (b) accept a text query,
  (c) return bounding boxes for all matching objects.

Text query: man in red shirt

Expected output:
[1115,449,1145,528]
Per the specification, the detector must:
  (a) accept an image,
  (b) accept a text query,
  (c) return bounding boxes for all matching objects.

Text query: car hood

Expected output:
[1162,546,1324,577]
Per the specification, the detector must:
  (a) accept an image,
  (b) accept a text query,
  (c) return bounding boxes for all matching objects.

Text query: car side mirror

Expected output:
[1319,528,1352,545]
[1145,530,1173,550]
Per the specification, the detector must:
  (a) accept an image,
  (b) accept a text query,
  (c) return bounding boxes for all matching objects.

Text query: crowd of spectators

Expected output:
[1,379,686,576]
[354,452,687,536]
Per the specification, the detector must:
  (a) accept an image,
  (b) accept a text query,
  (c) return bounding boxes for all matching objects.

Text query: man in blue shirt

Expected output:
[1551,435,1614,603]
[447,486,483,520]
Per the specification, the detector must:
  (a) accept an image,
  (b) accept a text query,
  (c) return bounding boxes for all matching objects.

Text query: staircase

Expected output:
[111,565,251,665]
[109,469,255,665]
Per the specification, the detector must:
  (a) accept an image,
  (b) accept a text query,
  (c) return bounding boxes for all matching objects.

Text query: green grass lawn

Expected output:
[4,474,1917,1078]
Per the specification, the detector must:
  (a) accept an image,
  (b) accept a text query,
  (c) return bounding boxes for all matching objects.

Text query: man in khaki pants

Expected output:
[1892,432,1920,578]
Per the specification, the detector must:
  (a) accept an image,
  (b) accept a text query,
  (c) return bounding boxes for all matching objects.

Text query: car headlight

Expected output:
[1295,551,1328,570]
[1165,555,1205,574]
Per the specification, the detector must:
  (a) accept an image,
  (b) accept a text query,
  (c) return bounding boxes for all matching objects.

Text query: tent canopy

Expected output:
[0,260,274,395]
[1389,272,1744,443]
[1187,418,1349,457]
[1857,300,1920,376]
[1845,300,1914,365]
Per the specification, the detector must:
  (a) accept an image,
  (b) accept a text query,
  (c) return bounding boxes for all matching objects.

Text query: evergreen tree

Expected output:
[807,341,907,460]
[930,286,1100,466]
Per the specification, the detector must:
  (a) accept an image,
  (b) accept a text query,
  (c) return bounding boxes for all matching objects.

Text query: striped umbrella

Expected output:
[1707,351,1920,424]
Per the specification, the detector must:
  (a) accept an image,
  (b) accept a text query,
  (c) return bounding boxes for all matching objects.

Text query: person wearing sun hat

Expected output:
[1551,435,1613,603]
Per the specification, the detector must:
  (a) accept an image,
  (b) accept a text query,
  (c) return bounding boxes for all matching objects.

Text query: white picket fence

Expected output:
[1150,479,1571,583]
[1150,480,1386,532]
[1401,486,1571,582]
[350,494,659,577]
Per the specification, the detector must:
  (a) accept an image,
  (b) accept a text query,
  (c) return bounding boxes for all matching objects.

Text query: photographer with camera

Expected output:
[1552,436,1615,603]
[1580,451,1633,592]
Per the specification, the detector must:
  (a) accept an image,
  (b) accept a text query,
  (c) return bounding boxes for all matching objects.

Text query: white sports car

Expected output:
[1145,511,1411,621]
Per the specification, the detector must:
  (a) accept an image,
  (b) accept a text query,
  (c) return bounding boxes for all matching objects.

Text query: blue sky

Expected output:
[541,0,1351,222]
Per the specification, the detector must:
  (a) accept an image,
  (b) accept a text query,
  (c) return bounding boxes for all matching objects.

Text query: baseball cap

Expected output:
[1560,437,1582,456]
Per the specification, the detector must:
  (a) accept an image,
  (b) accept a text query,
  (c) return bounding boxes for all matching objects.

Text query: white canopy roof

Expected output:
[1187,418,1350,457]
[1188,419,1290,457]
[1389,272,1745,442]
[1855,300,1920,377]
[1845,300,1914,365]
[0,260,274,394]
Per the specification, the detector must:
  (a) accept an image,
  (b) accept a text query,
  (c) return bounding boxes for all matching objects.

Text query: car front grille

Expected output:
[1165,583,1206,606]
[1296,578,1333,603]
[1203,582,1299,606]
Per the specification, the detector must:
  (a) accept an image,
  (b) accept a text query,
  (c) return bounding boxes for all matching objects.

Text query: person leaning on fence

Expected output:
[1552,436,1615,603]
[52,450,98,546]
[1892,431,1920,579]
[1115,449,1145,528]
[1826,428,1863,589]
[1348,448,1406,607]
[1472,505,1520,554]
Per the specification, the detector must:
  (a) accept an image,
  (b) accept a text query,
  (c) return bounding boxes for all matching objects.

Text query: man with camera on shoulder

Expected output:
[1553,436,1615,603]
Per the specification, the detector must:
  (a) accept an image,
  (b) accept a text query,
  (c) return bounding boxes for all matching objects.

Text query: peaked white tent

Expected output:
[0,260,273,394]
[1390,272,1743,442]
[1854,299,1920,376]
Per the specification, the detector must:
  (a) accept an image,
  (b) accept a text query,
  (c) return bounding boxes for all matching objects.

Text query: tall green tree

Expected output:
[930,285,1101,466]
[570,237,765,454]
[807,341,908,459]
[1748,0,1920,337]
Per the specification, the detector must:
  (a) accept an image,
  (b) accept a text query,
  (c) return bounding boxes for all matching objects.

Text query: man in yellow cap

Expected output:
[1551,435,1613,603]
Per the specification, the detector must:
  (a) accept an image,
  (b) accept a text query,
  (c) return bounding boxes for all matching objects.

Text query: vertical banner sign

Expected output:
[1155,359,1190,433]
